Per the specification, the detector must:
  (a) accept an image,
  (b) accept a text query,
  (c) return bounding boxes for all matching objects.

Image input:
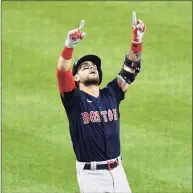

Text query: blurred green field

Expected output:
[2,1,192,193]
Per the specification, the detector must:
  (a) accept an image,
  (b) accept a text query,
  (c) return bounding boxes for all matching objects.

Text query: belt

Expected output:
[83,159,119,170]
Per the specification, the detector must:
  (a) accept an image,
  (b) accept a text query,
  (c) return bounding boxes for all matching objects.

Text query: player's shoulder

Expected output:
[100,78,118,96]
[60,87,81,105]
[101,78,118,92]
[100,77,125,103]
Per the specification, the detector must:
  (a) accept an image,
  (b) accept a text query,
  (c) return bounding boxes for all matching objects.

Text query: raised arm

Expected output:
[56,20,86,98]
[117,12,146,92]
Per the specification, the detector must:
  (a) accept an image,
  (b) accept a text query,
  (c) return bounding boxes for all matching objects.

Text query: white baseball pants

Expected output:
[76,156,132,193]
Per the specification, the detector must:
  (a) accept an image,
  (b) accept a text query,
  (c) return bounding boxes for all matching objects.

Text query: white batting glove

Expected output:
[132,12,146,44]
[131,12,146,53]
[65,20,86,48]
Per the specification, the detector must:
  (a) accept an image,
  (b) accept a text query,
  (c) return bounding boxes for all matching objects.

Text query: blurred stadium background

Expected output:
[2,1,192,193]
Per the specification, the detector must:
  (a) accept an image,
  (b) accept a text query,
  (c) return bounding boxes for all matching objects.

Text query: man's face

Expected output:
[75,61,99,86]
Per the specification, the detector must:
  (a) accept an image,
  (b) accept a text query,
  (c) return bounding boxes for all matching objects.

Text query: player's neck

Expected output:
[80,84,99,98]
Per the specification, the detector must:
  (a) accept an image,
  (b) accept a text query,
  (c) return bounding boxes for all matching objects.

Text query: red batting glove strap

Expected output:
[131,43,142,53]
[61,46,74,60]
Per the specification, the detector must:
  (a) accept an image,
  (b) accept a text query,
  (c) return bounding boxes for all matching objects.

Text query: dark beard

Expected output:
[83,78,99,86]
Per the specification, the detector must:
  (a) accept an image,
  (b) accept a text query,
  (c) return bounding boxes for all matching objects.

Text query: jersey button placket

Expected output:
[97,100,102,109]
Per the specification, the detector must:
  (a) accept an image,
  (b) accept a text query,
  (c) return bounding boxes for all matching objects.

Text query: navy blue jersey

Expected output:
[60,78,125,162]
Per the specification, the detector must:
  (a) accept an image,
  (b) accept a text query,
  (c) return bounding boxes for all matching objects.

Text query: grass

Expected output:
[2,1,192,193]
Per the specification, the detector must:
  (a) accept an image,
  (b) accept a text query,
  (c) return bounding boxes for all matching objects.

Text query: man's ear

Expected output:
[74,74,80,82]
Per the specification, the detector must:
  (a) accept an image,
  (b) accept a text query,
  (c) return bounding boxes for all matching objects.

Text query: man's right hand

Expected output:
[65,20,86,48]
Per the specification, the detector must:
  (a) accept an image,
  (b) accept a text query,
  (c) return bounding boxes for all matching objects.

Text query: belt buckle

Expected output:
[107,159,119,170]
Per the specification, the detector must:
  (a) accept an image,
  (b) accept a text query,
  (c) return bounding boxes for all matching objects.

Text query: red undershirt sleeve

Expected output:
[56,68,76,96]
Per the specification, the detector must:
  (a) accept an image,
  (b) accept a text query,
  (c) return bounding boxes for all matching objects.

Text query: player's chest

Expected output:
[78,95,119,124]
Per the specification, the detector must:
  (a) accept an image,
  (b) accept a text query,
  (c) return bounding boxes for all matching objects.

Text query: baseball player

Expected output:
[56,12,146,193]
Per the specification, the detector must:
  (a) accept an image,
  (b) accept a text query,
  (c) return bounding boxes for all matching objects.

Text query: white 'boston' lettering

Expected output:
[81,112,90,124]
[108,109,113,121]
[112,109,118,121]
[81,109,118,124]
[100,111,108,122]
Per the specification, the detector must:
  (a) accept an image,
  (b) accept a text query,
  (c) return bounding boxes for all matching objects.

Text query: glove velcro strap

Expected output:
[118,67,136,84]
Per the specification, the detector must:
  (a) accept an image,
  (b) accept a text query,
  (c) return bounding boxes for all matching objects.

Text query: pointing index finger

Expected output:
[79,20,85,31]
[132,11,137,27]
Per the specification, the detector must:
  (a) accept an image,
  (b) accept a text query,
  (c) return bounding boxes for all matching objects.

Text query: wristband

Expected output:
[131,43,142,53]
[61,46,74,60]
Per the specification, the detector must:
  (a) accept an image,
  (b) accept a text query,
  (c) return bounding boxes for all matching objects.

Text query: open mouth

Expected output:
[90,70,96,75]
